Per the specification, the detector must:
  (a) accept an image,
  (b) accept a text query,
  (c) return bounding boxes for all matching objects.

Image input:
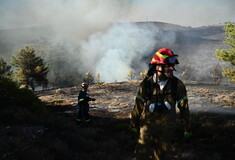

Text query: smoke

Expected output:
[0,0,234,83]
[0,0,132,39]
[79,23,176,82]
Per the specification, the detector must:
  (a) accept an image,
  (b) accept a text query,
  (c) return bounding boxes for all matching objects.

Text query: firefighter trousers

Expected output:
[77,103,90,121]
[134,124,175,160]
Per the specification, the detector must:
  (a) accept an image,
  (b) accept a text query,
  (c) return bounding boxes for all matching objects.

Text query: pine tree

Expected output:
[215,22,235,83]
[11,46,48,90]
[0,57,12,79]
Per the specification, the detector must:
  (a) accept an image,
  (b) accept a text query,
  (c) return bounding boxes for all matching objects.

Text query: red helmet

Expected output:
[81,82,88,89]
[150,48,179,65]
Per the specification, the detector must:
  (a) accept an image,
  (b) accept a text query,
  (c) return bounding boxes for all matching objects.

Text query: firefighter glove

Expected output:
[184,130,192,143]
[184,131,192,139]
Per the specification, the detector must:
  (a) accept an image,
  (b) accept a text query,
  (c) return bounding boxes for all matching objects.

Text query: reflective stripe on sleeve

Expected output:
[177,96,188,105]
[79,98,84,102]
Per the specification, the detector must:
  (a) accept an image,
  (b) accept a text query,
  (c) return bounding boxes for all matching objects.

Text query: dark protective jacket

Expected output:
[78,90,93,104]
[77,90,94,121]
[131,75,190,129]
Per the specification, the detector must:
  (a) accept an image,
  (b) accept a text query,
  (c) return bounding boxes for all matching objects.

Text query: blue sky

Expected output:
[0,0,234,29]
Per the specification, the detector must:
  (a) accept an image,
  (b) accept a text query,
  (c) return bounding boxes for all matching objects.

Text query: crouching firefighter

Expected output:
[76,82,96,123]
[130,48,192,160]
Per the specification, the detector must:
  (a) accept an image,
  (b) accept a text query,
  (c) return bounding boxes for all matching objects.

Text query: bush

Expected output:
[0,77,45,123]
[0,77,19,105]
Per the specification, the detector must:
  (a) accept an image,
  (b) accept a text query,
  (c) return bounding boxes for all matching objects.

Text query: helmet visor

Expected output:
[164,55,179,65]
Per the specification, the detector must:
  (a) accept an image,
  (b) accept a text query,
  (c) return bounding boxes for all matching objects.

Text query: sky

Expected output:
[0,0,234,30]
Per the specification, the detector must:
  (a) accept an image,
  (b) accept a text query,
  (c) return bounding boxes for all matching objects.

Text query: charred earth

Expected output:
[1,81,235,160]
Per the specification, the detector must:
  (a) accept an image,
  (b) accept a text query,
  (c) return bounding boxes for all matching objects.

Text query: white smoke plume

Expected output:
[79,23,176,82]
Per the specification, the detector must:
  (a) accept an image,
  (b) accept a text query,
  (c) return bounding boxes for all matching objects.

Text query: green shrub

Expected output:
[17,88,44,113]
[0,77,19,105]
[0,77,45,123]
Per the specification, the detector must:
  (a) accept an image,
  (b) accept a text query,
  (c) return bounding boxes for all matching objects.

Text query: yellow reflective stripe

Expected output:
[182,96,188,101]
[156,52,169,58]
[178,96,188,105]
[136,94,145,103]
[179,96,188,102]
[79,98,84,102]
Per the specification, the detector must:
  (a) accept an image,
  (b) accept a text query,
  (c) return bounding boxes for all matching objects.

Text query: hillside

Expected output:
[0,21,228,85]
[0,22,226,56]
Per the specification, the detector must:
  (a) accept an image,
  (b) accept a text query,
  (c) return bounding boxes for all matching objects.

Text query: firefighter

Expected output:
[130,48,191,160]
[76,82,96,123]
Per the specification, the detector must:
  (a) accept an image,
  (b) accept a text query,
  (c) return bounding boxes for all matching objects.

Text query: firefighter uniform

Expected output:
[130,48,190,160]
[77,83,95,122]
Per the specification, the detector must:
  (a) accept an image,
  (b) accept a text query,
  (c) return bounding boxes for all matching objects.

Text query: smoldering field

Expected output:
[0,80,234,159]
[38,81,235,116]
[1,79,234,159]
[1,1,235,159]
[1,21,235,160]
[38,81,235,160]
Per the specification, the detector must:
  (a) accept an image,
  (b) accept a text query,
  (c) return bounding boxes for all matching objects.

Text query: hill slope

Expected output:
[0,22,229,85]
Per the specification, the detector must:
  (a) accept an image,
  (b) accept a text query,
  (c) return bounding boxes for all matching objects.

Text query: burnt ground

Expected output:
[36,81,235,160]
[38,80,235,117]
[1,81,234,160]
